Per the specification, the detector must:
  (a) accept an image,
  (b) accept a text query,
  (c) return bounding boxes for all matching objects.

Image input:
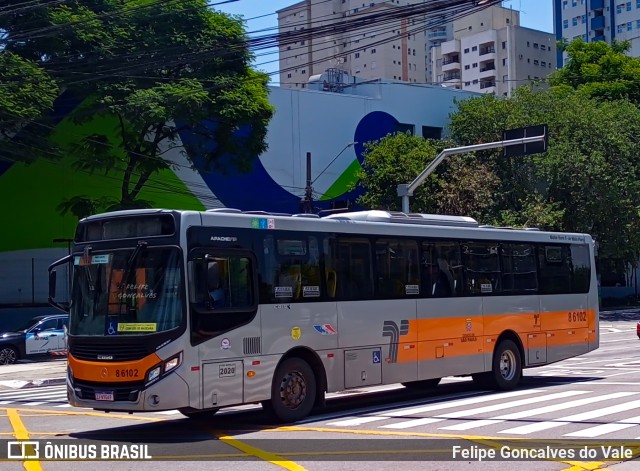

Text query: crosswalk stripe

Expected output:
[385,391,588,431]
[439,391,633,431]
[438,391,592,430]
[0,389,66,400]
[564,415,640,438]
[499,397,640,435]
[381,417,444,429]
[326,389,545,427]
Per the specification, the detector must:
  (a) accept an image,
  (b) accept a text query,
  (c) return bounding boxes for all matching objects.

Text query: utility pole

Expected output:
[302,152,313,214]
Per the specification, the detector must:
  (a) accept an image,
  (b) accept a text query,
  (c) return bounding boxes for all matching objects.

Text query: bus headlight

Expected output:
[146,352,182,386]
[164,355,180,373]
[147,367,161,384]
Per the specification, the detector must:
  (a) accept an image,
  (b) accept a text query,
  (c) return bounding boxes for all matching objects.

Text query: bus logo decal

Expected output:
[382,320,409,363]
[314,324,337,335]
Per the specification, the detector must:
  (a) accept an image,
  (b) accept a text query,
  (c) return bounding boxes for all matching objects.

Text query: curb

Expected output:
[0,378,66,390]
[22,377,66,388]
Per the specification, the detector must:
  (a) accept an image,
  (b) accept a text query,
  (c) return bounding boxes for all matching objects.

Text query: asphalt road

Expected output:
[1,318,639,471]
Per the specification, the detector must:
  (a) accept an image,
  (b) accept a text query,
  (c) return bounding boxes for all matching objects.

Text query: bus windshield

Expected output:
[69,247,183,336]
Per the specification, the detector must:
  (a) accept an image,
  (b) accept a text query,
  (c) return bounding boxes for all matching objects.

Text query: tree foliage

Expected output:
[1,0,273,212]
[550,39,640,103]
[357,85,640,265]
[0,51,59,160]
[449,86,640,263]
[354,133,499,222]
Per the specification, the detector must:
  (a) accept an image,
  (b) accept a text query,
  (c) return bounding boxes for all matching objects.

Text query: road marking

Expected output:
[325,389,544,427]
[384,390,589,430]
[215,433,307,471]
[440,391,633,431]
[564,414,640,438]
[500,398,640,435]
[7,409,42,471]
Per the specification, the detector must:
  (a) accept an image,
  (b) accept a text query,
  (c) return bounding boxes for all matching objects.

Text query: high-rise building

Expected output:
[554,0,640,66]
[277,0,427,88]
[430,5,556,96]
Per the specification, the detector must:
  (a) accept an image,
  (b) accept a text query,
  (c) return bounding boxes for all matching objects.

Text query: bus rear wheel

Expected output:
[178,407,220,419]
[473,339,522,390]
[267,357,316,423]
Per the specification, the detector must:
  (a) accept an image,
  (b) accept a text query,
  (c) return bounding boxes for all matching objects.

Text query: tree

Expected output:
[0,52,59,161]
[448,86,640,264]
[354,132,500,221]
[1,0,273,212]
[550,39,640,103]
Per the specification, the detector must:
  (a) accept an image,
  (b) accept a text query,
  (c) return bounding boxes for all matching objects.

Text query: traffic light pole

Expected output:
[397,134,546,214]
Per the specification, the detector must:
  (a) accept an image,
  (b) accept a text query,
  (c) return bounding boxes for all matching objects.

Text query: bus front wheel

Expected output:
[473,339,522,390]
[267,357,316,423]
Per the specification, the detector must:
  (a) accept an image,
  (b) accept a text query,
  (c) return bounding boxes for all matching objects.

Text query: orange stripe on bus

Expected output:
[68,353,162,383]
[394,310,596,363]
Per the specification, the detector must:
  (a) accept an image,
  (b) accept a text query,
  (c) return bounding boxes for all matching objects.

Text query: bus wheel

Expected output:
[474,339,522,390]
[0,346,18,365]
[269,357,316,423]
[178,407,220,419]
[402,378,441,390]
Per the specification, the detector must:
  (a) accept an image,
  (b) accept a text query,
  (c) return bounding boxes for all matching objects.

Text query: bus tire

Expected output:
[402,378,441,390]
[178,407,220,419]
[268,357,316,423]
[475,339,522,390]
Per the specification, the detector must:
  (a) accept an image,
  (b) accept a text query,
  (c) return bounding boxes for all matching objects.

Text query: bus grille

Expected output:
[69,343,149,361]
[72,380,143,402]
[243,337,261,355]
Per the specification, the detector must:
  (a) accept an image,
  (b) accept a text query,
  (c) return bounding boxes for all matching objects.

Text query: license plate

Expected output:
[219,364,236,377]
[95,391,114,401]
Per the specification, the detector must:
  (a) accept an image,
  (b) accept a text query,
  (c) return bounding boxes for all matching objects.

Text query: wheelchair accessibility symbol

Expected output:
[372,351,381,364]
[107,321,117,336]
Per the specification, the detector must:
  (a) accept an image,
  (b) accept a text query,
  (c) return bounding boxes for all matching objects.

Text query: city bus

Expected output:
[48,208,599,422]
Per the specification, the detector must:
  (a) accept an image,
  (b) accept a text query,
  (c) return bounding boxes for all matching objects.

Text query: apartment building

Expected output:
[277,0,427,88]
[554,0,640,66]
[430,5,556,96]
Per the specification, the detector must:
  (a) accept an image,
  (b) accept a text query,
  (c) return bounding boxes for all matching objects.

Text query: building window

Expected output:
[582,14,586,24]
[617,4,622,14]
[533,42,539,49]
[464,48,469,53]
[572,17,578,26]
[472,62,478,67]
[541,61,546,67]
[472,46,477,51]
[287,73,291,78]
[465,64,470,69]
[502,41,506,49]
[541,44,546,51]
[628,22,633,31]
[627,1,631,11]
[422,126,442,139]
[572,0,577,5]
[473,79,478,84]
[355,52,360,58]
[301,69,306,74]
[534,60,539,65]
[464,81,471,86]
[563,19,568,28]
[617,24,624,33]
[502,58,507,66]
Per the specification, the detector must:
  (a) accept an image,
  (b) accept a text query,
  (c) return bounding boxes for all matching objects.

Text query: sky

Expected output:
[217,0,554,83]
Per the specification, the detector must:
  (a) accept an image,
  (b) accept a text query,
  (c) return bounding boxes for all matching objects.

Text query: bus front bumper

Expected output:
[67,372,191,412]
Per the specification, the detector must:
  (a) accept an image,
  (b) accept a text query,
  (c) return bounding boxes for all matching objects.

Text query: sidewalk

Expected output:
[0,358,67,390]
